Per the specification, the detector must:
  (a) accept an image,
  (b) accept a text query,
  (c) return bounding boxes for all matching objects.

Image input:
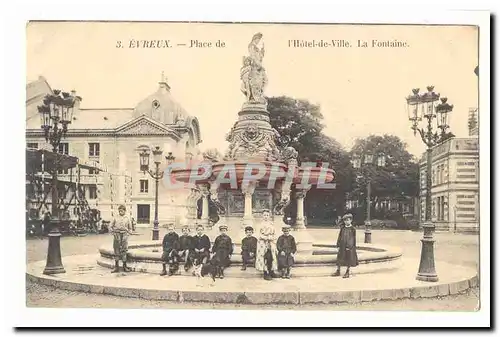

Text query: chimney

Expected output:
[158,71,171,92]
[71,89,82,110]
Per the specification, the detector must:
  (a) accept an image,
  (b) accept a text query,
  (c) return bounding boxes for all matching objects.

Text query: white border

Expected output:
[2,0,492,330]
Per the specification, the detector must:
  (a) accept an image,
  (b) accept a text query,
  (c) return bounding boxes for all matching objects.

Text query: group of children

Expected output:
[159,212,298,280]
[110,204,358,280]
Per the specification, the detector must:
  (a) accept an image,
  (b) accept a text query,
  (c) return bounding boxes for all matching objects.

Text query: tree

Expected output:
[349,134,419,220]
[267,96,324,152]
[267,96,353,221]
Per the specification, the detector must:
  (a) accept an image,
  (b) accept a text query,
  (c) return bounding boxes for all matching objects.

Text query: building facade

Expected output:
[419,136,479,233]
[26,76,202,227]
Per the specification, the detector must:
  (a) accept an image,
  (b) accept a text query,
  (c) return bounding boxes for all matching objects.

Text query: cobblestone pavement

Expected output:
[26,228,480,310]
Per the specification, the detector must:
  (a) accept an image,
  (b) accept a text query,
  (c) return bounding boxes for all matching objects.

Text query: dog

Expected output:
[192,257,217,287]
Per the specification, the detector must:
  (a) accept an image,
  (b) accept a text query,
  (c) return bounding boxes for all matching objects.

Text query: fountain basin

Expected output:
[97,241,402,277]
[170,161,335,186]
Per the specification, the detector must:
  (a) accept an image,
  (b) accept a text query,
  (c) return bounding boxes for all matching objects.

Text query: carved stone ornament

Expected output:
[273,181,292,215]
[295,187,312,199]
[282,146,298,162]
[241,114,270,122]
[224,125,281,161]
[241,181,257,196]
[202,148,221,162]
[119,120,171,135]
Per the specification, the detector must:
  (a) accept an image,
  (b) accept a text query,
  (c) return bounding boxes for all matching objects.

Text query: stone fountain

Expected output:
[97,33,402,276]
[172,32,333,230]
[170,32,334,253]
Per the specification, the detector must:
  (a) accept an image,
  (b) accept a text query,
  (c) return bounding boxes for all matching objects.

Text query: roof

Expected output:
[132,81,189,124]
[26,76,53,123]
[25,107,135,130]
[419,137,479,164]
[25,77,201,143]
[70,108,135,129]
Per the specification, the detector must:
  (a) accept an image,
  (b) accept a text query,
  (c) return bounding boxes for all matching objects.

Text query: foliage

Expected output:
[267,96,353,220]
[267,96,324,151]
[349,134,419,209]
[245,97,420,224]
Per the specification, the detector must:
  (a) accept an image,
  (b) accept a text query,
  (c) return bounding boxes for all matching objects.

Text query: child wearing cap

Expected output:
[110,204,133,273]
[178,225,194,272]
[277,225,297,279]
[240,226,257,271]
[211,224,233,279]
[333,213,359,278]
[192,224,211,264]
[160,224,180,276]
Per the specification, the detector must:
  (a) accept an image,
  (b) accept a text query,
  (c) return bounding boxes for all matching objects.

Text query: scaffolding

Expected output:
[25,148,131,236]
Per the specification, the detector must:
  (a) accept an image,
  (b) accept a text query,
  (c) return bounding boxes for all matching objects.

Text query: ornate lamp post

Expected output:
[38,90,76,275]
[351,152,385,243]
[406,86,453,282]
[140,146,164,241]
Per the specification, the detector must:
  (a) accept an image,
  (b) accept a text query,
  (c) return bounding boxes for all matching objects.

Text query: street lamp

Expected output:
[406,86,453,282]
[37,90,77,275]
[165,152,176,165]
[351,152,385,243]
[140,146,165,241]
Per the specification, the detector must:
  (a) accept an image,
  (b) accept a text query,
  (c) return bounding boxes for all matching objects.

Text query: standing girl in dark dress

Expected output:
[333,213,359,278]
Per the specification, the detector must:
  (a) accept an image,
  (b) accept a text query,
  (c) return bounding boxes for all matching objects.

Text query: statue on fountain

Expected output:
[240,32,268,105]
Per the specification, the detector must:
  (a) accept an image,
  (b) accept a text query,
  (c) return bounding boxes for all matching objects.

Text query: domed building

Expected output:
[26,75,202,227]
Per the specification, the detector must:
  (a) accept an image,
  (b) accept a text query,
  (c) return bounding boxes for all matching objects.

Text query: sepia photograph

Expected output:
[13,9,491,328]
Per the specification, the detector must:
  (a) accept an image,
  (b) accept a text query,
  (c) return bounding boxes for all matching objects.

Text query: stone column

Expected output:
[295,187,311,230]
[241,182,256,227]
[199,183,210,227]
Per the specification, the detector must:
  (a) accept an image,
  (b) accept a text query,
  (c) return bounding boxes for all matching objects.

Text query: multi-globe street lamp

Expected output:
[406,85,453,282]
[38,90,77,275]
[139,147,176,240]
[351,152,386,243]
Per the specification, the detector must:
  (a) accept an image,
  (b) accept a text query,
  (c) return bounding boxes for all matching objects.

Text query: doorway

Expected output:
[137,204,151,224]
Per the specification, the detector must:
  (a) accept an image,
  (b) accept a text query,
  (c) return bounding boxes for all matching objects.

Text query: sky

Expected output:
[26,22,479,158]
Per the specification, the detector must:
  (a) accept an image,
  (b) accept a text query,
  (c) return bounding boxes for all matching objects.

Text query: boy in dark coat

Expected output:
[161,224,180,276]
[333,213,359,278]
[178,225,194,272]
[192,224,211,264]
[211,224,233,279]
[241,226,257,271]
[276,225,297,279]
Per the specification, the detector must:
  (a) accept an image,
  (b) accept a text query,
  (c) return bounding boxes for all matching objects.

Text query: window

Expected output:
[27,143,38,149]
[88,186,97,200]
[89,143,100,157]
[59,143,69,155]
[436,197,441,220]
[140,179,149,193]
[58,143,69,174]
